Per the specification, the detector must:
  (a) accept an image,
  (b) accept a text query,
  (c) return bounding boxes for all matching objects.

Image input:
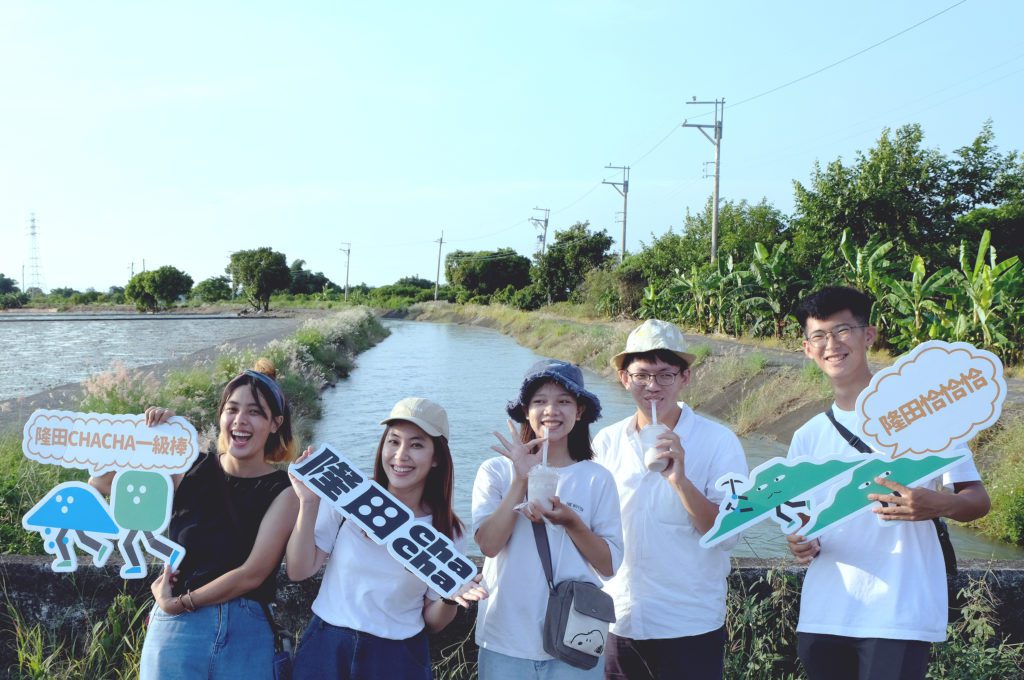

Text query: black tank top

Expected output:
[168,452,290,603]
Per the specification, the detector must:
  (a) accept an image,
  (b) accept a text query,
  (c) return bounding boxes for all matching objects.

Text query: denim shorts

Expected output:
[139,597,274,680]
[292,614,432,680]
[478,647,605,680]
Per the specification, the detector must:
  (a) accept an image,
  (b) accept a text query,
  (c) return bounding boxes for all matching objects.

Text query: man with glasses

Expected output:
[786,287,990,680]
[593,319,747,680]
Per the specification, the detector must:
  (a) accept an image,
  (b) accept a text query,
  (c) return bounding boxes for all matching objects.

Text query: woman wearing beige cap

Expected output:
[286,397,486,679]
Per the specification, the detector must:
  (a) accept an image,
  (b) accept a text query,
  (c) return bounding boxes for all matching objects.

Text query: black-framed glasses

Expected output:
[805,324,867,347]
[627,371,680,386]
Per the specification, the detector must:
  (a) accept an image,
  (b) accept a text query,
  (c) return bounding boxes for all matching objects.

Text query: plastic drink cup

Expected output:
[528,465,560,512]
[640,423,670,472]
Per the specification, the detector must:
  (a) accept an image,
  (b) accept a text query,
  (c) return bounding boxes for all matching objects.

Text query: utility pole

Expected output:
[434,231,444,301]
[683,97,724,262]
[603,165,630,262]
[27,213,44,294]
[529,207,550,258]
[339,242,351,301]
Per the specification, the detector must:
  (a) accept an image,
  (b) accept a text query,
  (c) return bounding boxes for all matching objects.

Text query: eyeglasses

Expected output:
[805,324,867,347]
[627,371,680,386]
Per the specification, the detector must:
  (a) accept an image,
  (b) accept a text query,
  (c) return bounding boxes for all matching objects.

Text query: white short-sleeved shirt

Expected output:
[310,504,465,640]
[471,457,623,661]
[593,404,748,639]
[788,404,981,642]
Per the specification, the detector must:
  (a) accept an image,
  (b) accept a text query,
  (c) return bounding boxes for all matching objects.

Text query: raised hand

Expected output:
[491,419,547,480]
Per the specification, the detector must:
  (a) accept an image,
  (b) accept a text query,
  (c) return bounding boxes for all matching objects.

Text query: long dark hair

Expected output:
[216,358,295,463]
[518,378,594,462]
[373,425,465,540]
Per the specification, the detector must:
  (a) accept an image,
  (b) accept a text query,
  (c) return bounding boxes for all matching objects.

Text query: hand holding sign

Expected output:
[289,445,478,598]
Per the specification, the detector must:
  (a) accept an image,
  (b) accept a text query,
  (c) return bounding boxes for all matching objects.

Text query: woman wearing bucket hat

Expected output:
[472,359,624,679]
[286,397,487,679]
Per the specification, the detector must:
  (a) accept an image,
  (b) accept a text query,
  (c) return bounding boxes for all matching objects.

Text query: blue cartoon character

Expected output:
[22,482,119,573]
[111,470,184,579]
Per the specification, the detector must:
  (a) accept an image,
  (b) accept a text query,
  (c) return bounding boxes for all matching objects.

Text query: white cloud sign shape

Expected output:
[22,409,200,475]
[856,341,1005,458]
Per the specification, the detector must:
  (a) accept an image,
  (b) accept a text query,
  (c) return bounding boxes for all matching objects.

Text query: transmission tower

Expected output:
[27,213,45,294]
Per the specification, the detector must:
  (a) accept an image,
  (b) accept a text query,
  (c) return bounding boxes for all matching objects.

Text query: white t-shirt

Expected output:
[788,404,981,642]
[471,457,623,661]
[593,404,748,639]
[309,504,465,640]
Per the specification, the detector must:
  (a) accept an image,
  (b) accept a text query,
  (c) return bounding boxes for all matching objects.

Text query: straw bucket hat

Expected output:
[610,319,696,370]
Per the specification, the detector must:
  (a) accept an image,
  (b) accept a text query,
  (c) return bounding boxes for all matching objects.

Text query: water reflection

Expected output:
[315,320,1022,560]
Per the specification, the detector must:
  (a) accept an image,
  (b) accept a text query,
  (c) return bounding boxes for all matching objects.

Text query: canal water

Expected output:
[0,313,300,400]
[314,320,1022,560]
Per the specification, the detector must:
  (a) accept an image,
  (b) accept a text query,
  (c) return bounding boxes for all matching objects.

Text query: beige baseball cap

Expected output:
[610,319,697,370]
[381,397,450,440]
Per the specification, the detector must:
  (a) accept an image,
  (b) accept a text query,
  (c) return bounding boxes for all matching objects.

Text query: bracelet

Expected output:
[441,597,458,606]
[183,590,197,612]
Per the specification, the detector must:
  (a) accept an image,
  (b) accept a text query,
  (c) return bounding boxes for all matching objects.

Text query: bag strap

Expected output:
[531,521,557,595]
[824,408,873,454]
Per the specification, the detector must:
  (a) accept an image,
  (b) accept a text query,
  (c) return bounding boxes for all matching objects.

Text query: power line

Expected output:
[728,0,969,110]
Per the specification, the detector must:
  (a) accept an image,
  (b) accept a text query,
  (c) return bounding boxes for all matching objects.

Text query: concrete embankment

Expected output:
[2,555,1022,670]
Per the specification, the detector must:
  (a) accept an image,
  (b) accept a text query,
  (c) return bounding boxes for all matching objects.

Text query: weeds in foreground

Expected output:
[971,413,1024,545]
[725,568,804,680]
[928,575,1024,678]
[7,593,148,679]
[431,621,478,680]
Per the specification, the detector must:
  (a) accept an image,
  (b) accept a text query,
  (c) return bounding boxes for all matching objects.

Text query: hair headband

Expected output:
[244,370,286,413]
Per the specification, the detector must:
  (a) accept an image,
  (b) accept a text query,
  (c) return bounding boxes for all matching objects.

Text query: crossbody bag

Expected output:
[824,408,957,576]
[531,521,617,670]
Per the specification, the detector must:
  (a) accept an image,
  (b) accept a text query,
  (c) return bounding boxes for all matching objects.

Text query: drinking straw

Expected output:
[651,399,658,425]
[542,426,549,467]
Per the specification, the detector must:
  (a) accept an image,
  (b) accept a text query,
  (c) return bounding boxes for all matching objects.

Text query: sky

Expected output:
[1,1,1022,292]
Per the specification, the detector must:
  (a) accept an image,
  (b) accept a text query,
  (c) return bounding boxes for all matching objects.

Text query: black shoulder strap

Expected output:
[531,521,556,595]
[824,408,873,454]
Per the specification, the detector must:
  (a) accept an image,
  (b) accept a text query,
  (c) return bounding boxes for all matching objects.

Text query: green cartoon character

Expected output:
[802,454,966,539]
[111,470,185,579]
[701,457,864,548]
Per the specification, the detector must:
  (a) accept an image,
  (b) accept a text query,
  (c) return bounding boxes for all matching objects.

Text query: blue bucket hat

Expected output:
[506,359,603,425]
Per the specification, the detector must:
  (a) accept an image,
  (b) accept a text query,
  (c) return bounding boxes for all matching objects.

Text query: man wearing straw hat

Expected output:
[593,319,747,680]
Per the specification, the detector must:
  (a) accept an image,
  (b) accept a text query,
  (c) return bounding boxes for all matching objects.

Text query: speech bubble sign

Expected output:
[856,341,1006,458]
[22,409,200,475]
[290,444,477,598]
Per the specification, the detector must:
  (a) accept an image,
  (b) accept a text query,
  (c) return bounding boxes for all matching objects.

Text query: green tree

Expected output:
[791,122,1024,271]
[288,259,337,296]
[125,266,192,311]
[226,248,290,312]
[125,272,158,311]
[192,276,233,303]
[445,248,531,296]
[0,273,19,294]
[532,222,614,302]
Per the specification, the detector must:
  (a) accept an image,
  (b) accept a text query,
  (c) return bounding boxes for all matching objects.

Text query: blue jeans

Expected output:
[478,647,605,680]
[139,598,273,680]
[292,614,432,680]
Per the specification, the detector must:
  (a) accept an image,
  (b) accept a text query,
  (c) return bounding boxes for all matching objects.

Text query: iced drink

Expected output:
[640,423,670,472]
[528,465,560,512]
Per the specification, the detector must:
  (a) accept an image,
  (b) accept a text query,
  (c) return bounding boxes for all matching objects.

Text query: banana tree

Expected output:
[952,229,1021,350]
[881,256,957,351]
[838,228,895,334]
[745,241,802,338]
